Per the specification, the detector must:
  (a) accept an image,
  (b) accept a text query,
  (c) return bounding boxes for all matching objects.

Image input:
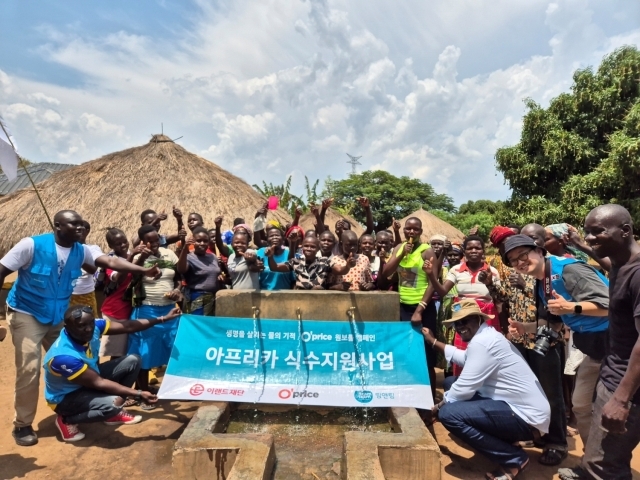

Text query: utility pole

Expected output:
[346,153,362,174]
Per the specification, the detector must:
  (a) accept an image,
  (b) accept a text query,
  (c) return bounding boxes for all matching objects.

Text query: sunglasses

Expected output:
[70,306,94,320]
[452,317,472,328]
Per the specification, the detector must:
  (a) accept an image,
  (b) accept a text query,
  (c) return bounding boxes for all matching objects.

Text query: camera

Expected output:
[532,326,561,356]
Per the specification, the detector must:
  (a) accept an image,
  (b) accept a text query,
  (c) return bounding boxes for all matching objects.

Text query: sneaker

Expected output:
[104,409,142,425]
[55,416,85,442]
[558,467,589,480]
[12,425,38,446]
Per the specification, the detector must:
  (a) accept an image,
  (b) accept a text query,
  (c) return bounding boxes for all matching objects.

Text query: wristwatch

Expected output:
[574,303,583,314]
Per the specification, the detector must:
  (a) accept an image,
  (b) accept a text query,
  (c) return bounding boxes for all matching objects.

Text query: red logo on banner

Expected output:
[190,384,205,396]
[278,388,292,399]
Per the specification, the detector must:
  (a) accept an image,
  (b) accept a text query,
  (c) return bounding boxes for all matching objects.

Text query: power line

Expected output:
[346,153,362,174]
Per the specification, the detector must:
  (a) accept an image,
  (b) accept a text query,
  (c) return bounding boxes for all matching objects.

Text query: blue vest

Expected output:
[7,233,85,325]
[538,256,609,333]
[43,326,102,405]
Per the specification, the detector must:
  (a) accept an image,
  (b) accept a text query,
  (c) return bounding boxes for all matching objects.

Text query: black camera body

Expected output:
[532,325,562,356]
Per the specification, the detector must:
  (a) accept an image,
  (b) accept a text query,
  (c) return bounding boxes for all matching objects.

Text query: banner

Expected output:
[159,315,433,408]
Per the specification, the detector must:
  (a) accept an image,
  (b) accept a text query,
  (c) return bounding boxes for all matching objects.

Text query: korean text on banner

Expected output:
[159,315,433,408]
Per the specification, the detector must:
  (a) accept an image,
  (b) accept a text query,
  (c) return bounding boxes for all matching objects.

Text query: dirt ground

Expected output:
[1,326,639,480]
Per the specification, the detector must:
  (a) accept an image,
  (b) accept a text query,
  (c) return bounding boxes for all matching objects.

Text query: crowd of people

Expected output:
[0,197,639,480]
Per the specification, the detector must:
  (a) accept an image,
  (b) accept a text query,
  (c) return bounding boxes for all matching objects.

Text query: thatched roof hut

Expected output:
[298,208,365,237]
[393,208,464,243]
[0,135,291,256]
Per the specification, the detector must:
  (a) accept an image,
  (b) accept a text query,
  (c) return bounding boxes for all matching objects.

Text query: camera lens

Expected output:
[533,337,550,356]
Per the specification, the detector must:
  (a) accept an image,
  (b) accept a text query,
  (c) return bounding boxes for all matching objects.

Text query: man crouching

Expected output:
[422,299,551,480]
[43,304,181,442]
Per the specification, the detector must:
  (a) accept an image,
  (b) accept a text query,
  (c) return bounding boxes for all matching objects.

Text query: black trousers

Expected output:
[400,301,437,398]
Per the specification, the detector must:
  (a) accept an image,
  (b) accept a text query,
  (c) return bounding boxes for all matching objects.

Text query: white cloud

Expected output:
[1,0,638,204]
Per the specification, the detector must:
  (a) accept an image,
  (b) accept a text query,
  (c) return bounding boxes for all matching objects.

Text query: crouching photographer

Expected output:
[502,235,609,450]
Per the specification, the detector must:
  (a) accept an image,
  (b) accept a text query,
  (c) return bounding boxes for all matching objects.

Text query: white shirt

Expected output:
[72,244,104,295]
[444,323,551,433]
[1,237,104,313]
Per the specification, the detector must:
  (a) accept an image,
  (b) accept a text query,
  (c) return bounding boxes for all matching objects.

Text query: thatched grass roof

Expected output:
[392,208,465,243]
[0,135,291,256]
[299,208,365,237]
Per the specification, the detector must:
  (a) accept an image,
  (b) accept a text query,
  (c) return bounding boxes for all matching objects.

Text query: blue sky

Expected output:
[1,0,639,205]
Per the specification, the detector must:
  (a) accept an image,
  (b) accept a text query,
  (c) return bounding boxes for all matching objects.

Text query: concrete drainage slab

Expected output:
[173,403,440,480]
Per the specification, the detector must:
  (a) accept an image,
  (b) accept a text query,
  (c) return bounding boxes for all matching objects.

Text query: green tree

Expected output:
[432,199,503,240]
[495,46,640,226]
[322,170,454,229]
[252,175,320,216]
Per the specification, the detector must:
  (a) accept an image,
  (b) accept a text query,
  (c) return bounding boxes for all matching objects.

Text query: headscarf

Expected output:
[285,225,305,239]
[489,226,516,247]
[430,234,447,243]
[545,223,589,262]
[450,243,463,256]
[267,219,282,229]
[232,223,253,238]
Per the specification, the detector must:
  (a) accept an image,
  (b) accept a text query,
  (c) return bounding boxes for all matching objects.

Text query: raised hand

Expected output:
[287,230,301,244]
[547,290,573,316]
[158,211,168,221]
[256,202,268,217]
[507,318,526,337]
[310,203,320,216]
[392,217,401,231]
[172,206,183,220]
[347,252,357,267]
[443,240,452,251]
[132,240,146,256]
[477,269,493,286]
[421,259,433,275]
[357,196,370,208]
[508,272,526,290]
[468,225,479,236]
[294,205,303,218]
[214,216,223,228]
[178,228,187,242]
[322,198,334,210]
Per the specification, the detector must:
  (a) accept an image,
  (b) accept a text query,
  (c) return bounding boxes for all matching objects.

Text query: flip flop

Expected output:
[539,447,567,466]
[123,398,139,408]
[141,402,157,411]
[485,458,529,480]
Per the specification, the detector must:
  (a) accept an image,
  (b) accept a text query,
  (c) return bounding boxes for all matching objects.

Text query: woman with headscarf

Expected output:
[546,223,611,272]
[545,224,590,262]
[424,235,502,376]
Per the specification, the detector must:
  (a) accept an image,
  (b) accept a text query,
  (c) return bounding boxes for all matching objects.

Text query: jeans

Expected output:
[580,381,640,480]
[54,354,141,424]
[7,308,64,427]
[439,377,533,468]
[516,343,567,449]
[400,302,437,398]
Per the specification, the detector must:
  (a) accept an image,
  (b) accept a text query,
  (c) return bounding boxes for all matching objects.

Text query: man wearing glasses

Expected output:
[422,299,550,480]
[504,234,609,450]
[44,305,181,442]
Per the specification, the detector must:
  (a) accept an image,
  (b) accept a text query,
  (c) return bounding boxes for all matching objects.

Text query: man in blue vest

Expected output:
[503,234,609,450]
[45,304,181,442]
[0,210,161,446]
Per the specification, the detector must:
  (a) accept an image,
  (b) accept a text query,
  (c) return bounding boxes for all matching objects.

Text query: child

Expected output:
[265,233,354,290]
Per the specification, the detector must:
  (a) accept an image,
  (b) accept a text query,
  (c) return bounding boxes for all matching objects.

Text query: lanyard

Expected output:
[543,259,552,300]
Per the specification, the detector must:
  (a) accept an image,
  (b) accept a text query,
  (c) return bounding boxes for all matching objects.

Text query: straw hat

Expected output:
[0,134,292,255]
[442,299,495,324]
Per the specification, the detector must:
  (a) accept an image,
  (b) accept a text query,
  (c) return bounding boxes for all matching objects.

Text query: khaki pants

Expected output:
[7,309,64,427]
[572,355,602,448]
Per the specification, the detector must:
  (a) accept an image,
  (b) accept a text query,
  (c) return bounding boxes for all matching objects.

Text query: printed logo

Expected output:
[551,274,560,281]
[190,384,205,396]
[354,390,374,404]
[278,388,319,399]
